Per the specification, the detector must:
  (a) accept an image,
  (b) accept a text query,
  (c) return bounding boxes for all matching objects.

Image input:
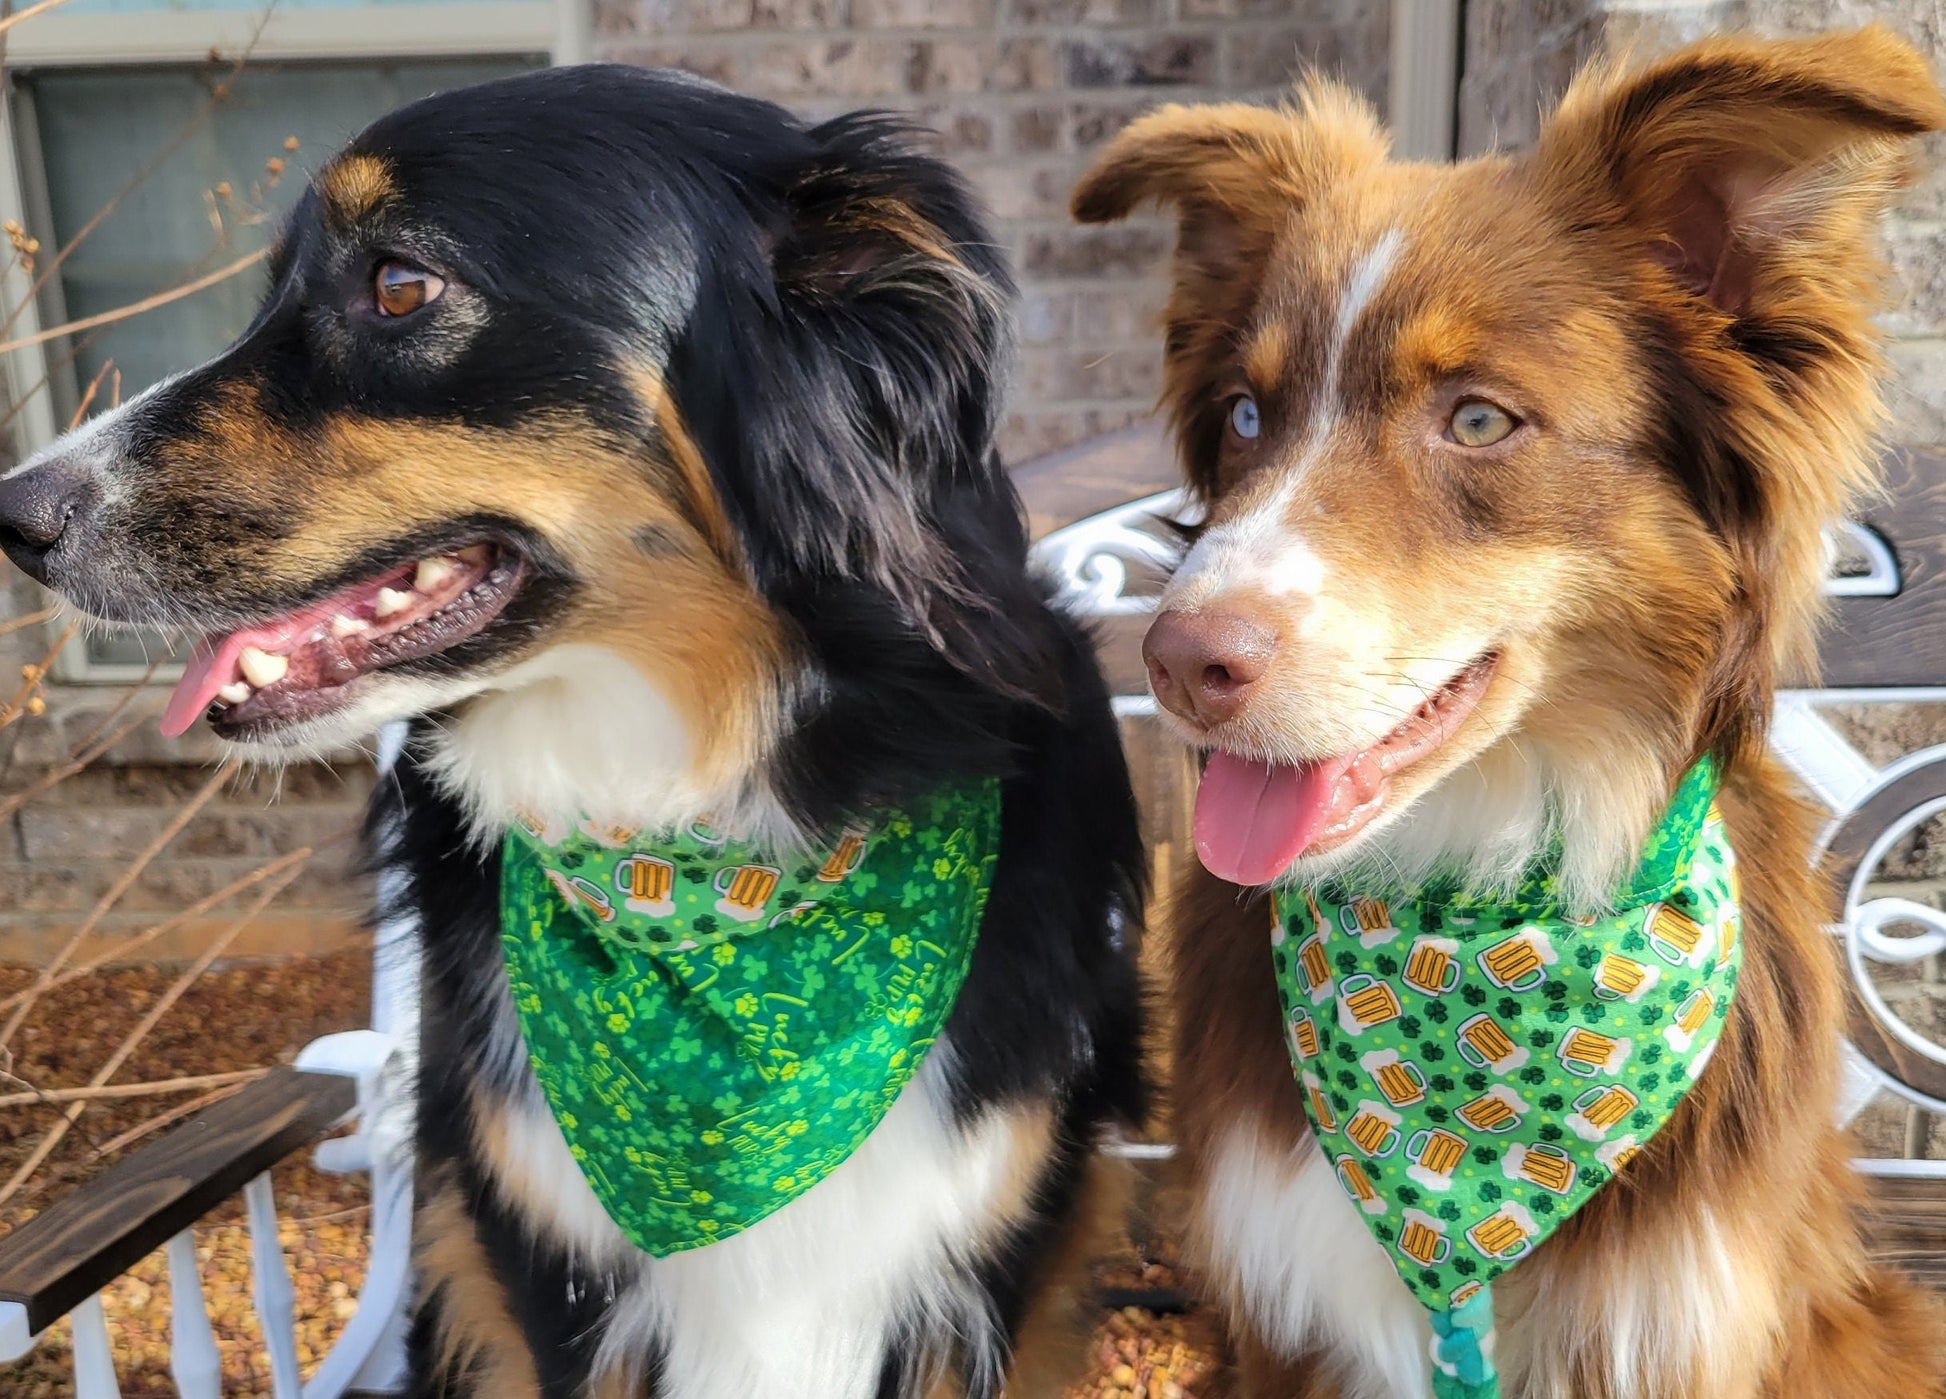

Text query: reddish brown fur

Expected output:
[1079,27,1946,1398]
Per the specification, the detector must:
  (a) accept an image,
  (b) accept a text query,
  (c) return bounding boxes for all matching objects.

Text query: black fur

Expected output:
[2,62,1147,1395]
[335,67,1149,1395]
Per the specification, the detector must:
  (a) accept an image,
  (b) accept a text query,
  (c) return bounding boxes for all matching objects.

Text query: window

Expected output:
[0,0,581,681]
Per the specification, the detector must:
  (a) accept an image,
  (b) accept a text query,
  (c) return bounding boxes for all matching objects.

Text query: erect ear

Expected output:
[1072,92,1384,285]
[1533,25,1945,317]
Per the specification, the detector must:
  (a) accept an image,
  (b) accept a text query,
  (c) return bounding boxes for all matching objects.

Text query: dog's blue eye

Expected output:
[1229,396,1260,440]
[1449,398,1518,447]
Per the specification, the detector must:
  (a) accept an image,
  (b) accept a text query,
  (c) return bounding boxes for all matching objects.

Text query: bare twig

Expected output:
[0,606,52,639]
[0,838,327,1016]
[0,249,266,357]
[87,1079,258,1160]
[0,757,239,1048]
[65,357,113,431]
[0,704,157,825]
[0,620,74,730]
[0,0,74,37]
[0,863,300,1206]
[0,1066,264,1110]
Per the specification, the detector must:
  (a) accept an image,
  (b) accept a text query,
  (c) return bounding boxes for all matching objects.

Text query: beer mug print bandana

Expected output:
[1271,760,1740,1399]
[499,778,1000,1257]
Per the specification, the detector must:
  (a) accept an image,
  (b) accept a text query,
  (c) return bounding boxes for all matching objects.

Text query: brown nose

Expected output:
[1143,609,1275,728]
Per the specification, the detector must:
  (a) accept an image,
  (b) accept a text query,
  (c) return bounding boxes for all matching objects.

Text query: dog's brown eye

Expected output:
[374,262,443,317]
[1448,398,1517,448]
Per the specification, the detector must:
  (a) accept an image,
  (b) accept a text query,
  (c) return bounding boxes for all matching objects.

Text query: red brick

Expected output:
[1069,96,1153,150]
[1021,225,1169,278]
[1065,34,1214,88]
[853,0,996,27]
[907,38,1060,94]
[1018,288,1075,346]
[1007,0,1158,24]
[912,102,998,155]
[1008,102,1065,154]
[1072,282,1167,342]
[969,161,1076,220]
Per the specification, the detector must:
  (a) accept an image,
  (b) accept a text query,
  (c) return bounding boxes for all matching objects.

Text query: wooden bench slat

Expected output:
[1865,1174,1946,1293]
[0,1067,354,1334]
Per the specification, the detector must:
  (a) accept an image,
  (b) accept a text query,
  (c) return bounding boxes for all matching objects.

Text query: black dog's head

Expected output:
[0,66,1049,832]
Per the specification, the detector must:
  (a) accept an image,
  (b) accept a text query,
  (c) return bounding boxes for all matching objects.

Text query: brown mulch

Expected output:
[0,950,1225,1397]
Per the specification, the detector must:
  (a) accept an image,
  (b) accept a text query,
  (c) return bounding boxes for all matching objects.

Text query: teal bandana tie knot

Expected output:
[1270,760,1741,1399]
[499,778,1001,1257]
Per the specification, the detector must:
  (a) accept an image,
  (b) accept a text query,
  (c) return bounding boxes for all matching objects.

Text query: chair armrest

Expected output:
[0,1067,354,1335]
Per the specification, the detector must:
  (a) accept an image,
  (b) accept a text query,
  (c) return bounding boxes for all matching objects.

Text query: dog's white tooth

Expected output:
[330,613,363,639]
[374,586,413,619]
[414,556,457,592]
[238,646,288,688]
[217,681,251,705]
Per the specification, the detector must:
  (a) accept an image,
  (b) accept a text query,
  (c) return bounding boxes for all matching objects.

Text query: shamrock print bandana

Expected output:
[499,778,1000,1257]
[1270,760,1740,1399]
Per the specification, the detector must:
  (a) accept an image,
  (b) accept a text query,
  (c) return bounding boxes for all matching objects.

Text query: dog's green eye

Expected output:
[1449,398,1517,447]
[1229,396,1260,440]
[375,261,443,318]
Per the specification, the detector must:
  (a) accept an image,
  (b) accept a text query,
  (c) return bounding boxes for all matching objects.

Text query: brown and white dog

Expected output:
[1074,27,1946,1399]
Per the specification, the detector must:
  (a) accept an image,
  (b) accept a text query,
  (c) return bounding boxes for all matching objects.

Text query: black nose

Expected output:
[0,453,97,583]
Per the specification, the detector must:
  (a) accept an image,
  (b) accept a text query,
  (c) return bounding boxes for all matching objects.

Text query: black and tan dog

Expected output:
[0,67,1145,1397]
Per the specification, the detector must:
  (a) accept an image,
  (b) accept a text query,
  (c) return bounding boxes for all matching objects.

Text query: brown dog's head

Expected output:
[1074,28,1943,901]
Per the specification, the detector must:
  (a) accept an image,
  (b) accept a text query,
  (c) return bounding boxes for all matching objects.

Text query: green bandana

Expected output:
[1270,761,1741,1399]
[499,779,1001,1257]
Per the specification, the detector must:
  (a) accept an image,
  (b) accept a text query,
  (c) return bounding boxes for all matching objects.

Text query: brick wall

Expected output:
[591,0,1390,463]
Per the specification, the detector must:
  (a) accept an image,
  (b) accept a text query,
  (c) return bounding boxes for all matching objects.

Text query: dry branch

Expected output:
[0,757,239,1047]
[0,1067,264,1110]
[0,863,302,1206]
[0,248,267,357]
[0,839,328,1015]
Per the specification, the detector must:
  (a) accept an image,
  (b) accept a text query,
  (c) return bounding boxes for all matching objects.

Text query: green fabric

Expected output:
[499,779,1001,1257]
[1270,760,1740,1398]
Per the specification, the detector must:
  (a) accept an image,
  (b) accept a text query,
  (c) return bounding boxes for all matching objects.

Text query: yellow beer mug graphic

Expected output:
[1664,988,1715,1053]
[1597,1134,1642,1174]
[1287,1010,1321,1062]
[1455,1085,1529,1134]
[1403,936,1462,995]
[1450,1280,1485,1308]
[1334,1154,1387,1216]
[1398,1209,1453,1266]
[1405,1126,1467,1191]
[1566,1083,1639,1141]
[1592,952,1659,1003]
[1344,1099,1403,1159]
[1466,1202,1538,1261]
[1337,974,1403,1035]
[613,854,676,917]
[578,818,640,848]
[546,868,615,923]
[1302,1071,1338,1133]
[1557,1026,1632,1078]
[1646,901,1714,968]
[1361,1048,1427,1107]
[713,863,783,923]
[1456,1012,1530,1073]
[1475,927,1557,991]
[1339,897,1402,948]
[1503,1141,1577,1195]
[514,805,569,845]
[1297,930,1335,1005]
[816,829,869,883]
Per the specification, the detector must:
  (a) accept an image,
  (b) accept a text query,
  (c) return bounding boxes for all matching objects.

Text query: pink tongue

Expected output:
[1193,751,1359,886]
[157,597,347,738]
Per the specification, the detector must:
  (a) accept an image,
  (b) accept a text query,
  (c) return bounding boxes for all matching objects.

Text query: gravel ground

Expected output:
[0,950,1224,1397]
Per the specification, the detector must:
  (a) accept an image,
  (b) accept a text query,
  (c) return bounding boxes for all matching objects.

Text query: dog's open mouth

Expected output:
[159,543,524,738]
[1191,652,1500,886]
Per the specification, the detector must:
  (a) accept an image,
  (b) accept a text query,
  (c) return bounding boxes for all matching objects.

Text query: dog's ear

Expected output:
[670,116,1067,711]
[1535,29,1944,761]
[1534,26,1944,318]
[1072,89,1387,497]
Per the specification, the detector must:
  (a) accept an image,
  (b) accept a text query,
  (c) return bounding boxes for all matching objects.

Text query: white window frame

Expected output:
[0,0,589,682]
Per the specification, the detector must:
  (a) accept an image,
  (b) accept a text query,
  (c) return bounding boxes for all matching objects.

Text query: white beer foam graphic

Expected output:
[1686,1036,1719,1082]
[1406,1139,1461,1193]
[1501,1142,1575,1194]
[1566,1088,1630,1142]
[1595,1134,1639,1170]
